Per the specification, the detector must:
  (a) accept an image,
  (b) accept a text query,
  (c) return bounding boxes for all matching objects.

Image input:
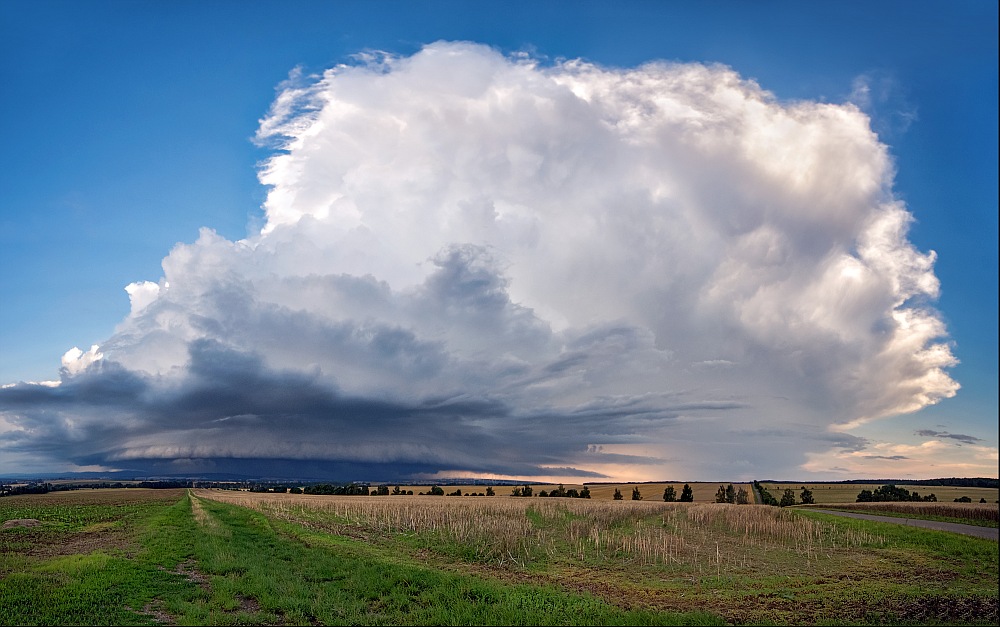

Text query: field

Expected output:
[761,483,1000,505]
[2,487,997,625]
[804,501,999,528]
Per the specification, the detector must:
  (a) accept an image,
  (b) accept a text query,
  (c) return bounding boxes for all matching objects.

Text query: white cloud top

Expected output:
[0,43,968,480]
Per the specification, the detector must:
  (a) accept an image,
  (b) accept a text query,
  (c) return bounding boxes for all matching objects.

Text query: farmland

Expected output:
[760,483,999,505]
[805,501,999,528]
[2,487,998,625]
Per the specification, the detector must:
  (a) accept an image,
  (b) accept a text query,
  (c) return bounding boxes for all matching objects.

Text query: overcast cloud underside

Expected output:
[1,43,979,481]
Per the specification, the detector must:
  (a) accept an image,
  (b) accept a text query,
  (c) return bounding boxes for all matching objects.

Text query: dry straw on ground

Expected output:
[195,490,884,574]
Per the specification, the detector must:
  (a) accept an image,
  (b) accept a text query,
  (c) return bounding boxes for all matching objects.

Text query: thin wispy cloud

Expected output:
[0,43,965,480]
[915,429,982,444]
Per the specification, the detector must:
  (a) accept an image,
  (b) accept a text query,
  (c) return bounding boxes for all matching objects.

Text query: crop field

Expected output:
[2,487,998,625]
[761,483,1000,505]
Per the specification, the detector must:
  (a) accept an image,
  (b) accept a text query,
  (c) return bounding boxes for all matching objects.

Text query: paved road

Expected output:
[808,509,999,541]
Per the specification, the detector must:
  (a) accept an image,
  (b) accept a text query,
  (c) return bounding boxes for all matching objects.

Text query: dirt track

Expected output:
[809,509,999,541]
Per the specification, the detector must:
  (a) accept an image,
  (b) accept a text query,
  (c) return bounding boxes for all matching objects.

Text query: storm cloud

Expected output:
[0,43,959,480]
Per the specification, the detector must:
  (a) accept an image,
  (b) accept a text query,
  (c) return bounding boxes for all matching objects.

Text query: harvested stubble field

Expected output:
[196,488,998,625]
[762,483,1000,505]
[3,487,998,625]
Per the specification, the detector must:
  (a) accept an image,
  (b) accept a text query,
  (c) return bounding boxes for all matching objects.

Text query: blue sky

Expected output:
[1,1,996,481]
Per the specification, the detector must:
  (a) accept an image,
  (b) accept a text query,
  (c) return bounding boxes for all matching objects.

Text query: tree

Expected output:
[392,485,402,495]
[799,486,814,505]
[580,486,591,499]
[663,486,677,502]
[871,484,913,502]
[715,485,728,503]
[429,485,445,496]
[856,489,874,502]
[521,484,533,497]
[725,484,736,504]
[613,488,623,500]
[511,487,522,497]
[551,484,567,498]
[736,487,749,504]
[631,486,643,501]
[486,486,495,496]
[566,488,579,498]
[538,489,549,497]
[679,484,694,502]
[376,485,390,496]
[779,488,796,507]
[754,481,778,506]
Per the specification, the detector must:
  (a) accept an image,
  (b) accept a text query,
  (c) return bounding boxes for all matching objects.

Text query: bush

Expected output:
[631,486,643,501]
[613,488,623,500]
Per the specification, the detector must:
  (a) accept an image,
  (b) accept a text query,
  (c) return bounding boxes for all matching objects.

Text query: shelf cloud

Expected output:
[1,42,961,480]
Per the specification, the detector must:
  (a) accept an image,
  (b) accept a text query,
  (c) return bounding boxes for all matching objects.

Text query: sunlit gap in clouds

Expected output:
[1,42,975,481]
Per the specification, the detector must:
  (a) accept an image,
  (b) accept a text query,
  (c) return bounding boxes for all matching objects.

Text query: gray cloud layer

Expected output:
[915,429,981,444]
[1,43,956,480]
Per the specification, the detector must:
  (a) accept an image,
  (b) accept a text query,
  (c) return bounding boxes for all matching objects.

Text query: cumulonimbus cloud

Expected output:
[0,42,959,480]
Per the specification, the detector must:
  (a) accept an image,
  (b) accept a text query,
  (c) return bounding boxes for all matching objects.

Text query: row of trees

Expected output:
[537,484,591,498]
[856,484,937,502]
[714,483,752,504]
[753,481,814,507]
[661,484,693,502]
